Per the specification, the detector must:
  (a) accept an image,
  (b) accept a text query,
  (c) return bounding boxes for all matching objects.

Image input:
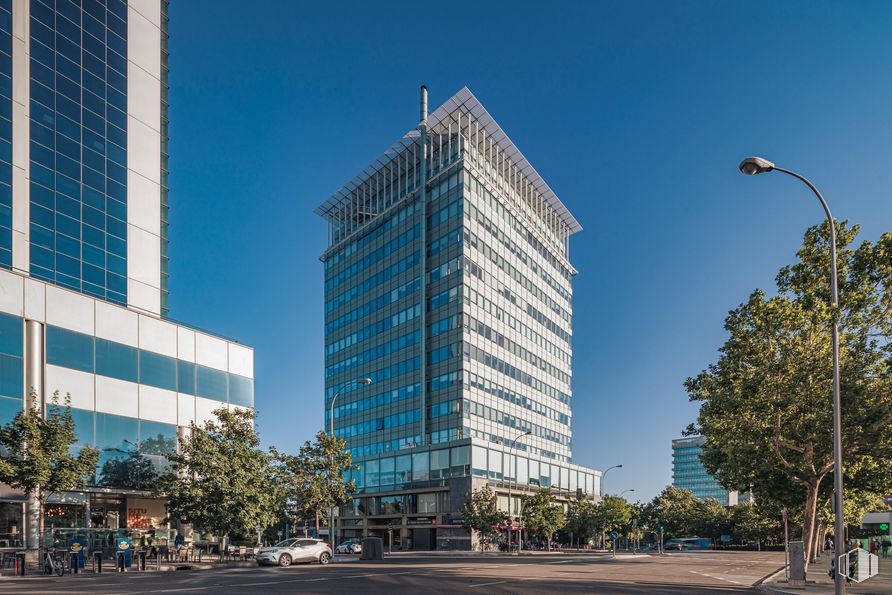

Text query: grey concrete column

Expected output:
[24,320,43,551]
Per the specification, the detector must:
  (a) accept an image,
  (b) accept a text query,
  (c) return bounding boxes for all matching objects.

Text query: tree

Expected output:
[686,222,892,570]
[691,498,732,541]
[282,431,356,547]
[566,497,598,546]
[640,486,702,540]
[160,407,280,546]
[462,485,502,551]
[523,488,566,550]
[0,391,98,553]
[271,448,323,536]
[731,502,779,548]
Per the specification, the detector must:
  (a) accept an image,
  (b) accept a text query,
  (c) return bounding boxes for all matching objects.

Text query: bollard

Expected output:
[157,551,161,571]
[14,551,25,576]
[93,551,102,573]
[116,551,126,572]
[137,550,147,571]
[70,552,80,574]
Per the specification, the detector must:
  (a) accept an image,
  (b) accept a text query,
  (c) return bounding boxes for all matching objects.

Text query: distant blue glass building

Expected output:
[672,436,746,506]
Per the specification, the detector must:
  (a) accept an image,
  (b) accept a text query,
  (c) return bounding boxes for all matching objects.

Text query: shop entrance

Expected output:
[90,494,126,529]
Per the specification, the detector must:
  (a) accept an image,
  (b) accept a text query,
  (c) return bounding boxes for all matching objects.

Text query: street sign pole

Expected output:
[783,508,790,580]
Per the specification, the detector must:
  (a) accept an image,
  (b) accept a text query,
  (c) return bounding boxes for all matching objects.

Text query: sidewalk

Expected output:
[757,552,892,594]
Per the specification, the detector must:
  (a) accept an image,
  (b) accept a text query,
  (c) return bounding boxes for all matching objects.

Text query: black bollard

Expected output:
[137,550,147,571]
[93,551,102,573]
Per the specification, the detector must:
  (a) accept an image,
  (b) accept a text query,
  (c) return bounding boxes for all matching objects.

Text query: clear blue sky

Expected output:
[165,1,892,502]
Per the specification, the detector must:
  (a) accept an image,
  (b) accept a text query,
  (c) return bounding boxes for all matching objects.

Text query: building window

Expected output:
[196,365,227,402]
[46,325,94,373]
[139,350,177,392]
[95,338,137,382]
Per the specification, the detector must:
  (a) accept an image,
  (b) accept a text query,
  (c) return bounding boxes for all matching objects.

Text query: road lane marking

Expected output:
[469,580,507,587]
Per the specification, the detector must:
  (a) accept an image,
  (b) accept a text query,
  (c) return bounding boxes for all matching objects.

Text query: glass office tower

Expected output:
[0,1,252,548]
[317,87,600,550]
[672,436,746,506]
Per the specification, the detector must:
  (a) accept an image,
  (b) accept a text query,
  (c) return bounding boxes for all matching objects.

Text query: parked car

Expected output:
[256,538,332,567]
[335,540,362,554]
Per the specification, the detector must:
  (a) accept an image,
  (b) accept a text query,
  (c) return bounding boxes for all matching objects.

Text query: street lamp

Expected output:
[619,489,635,499]
[506,430,531,553]
[327,378,372,548]
[739,156,845,595]
[601,464,623,497]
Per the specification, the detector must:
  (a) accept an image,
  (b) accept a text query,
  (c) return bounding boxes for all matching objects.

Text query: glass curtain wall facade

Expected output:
[28,0,129,304]
[0,1,255,542]
[672,436,746,506]
[318,87,600,549]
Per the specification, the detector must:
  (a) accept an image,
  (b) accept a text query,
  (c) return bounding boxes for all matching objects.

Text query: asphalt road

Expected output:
[0,550,785,594]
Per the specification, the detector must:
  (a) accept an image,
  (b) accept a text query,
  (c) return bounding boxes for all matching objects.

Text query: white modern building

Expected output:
[0,0,253,548]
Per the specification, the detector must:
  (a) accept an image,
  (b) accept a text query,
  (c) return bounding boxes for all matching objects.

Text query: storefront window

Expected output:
[430,448,449,480]
[411,452,428,481]
[449,445,469,477]
[395,454,411,485]
[471,445,487,477]
[0,502,22,548]
[379,457,395,486]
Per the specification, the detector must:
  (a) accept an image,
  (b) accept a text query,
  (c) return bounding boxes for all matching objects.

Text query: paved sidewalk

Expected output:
[757,552,892,594]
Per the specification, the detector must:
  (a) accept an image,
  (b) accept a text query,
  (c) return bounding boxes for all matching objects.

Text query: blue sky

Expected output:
[166,1,892,501]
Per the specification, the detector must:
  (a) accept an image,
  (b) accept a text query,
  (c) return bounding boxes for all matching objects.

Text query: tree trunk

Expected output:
[314,509,320,537]
[801,479,821,573]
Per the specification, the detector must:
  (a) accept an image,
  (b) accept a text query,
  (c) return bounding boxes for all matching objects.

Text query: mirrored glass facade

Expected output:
[672,435,747,506]
[318,88,600,548]
[28,0,129,304]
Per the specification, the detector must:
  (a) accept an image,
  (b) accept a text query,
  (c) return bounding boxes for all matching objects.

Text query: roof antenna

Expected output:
[420,85,428,124]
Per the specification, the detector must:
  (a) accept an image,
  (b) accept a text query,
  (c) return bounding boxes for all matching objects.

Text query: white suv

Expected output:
[256,538,332,567]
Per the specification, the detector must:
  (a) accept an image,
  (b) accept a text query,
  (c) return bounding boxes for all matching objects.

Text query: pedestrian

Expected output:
[870,539,878,555]
[881,538,890,559]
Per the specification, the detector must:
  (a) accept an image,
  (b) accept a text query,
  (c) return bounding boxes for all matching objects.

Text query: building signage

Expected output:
[408,518,435,526]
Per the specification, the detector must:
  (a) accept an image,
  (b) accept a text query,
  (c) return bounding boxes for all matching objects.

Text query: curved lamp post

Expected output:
[619,489,635,499]
[506,430,531,553]
[601,464,623,497]
[327,378,372,548]
[739,157,844,595]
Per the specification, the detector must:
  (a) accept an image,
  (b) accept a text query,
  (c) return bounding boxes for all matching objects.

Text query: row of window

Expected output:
[462,254,572,350]
[465,313,570,386]
[465,223,571,326]
[345,433,421,460]
[325,224,418,291]
[464,341,571,406]
[340,491,444,517]
[467,426,564,462]
[466,171,573,283]
[466,371,570,426]
[330,382,420,421]
[352,444,470,490]
[427,194,461,231]
[471,445,597,495]
[466,279,571,358]
[429,285,460,311]
[0,0,10,270]
[325,252,419,317]
[325,303,420,357]
[464,399,570,447]
[0,312,21,399]
[466,192,571,304]
[325,329,419,379]
[326,276,418,332]
[334,408,420,440]
[45,324,253,407]
[325,201,419,271]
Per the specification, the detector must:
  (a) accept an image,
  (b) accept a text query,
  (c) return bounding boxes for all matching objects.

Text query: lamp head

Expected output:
[616,464,623,469]
[739,157,775,176]
[359,378,372,385]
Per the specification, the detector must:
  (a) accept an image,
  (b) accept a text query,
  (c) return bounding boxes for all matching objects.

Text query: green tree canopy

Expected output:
[523,488,566,550]
[0,392,99,548]
[462,485,503,551]
[566,497,599,544]
[160,407,280,541]
[686,221,892,568]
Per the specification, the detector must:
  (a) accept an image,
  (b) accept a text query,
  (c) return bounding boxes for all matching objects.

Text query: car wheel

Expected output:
[319,551,331,565]
[278,554,292,567]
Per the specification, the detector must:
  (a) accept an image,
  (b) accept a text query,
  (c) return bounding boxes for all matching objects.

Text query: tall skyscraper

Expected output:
[317,87,600,550]
[0,0,253,548]
[672,436,745,506]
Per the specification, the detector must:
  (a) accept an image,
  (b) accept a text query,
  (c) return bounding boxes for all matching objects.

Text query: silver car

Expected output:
[256,538,332,567]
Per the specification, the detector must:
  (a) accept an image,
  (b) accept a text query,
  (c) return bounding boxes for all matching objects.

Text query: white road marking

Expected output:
[689,570,743,585]
[469,580,507,587]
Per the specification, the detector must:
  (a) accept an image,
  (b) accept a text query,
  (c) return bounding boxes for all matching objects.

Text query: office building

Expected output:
[0,0,253,548]
[672,436,746,506]
[317,86,600,550]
